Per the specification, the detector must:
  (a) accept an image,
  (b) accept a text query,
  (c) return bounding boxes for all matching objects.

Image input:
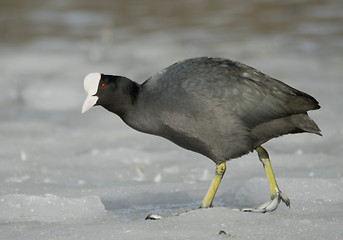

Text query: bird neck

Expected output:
[104,80,141,119]
[121,85,162,135]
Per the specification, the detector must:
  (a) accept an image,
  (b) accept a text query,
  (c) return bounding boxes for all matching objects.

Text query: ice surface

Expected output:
[1,0,343,239]
[0,194,106,223]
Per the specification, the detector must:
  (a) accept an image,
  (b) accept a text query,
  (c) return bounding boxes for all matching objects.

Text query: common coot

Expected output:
[82,57,321,213]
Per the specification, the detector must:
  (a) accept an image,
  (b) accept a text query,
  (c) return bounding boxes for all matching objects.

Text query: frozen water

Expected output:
[1,0,343,239]
[0,194,106,223]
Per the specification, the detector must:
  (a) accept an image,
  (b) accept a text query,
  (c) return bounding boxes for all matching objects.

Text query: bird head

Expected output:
[82,73,139,116]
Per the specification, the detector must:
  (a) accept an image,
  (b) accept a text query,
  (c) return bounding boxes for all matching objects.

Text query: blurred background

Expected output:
[1,0,342,111]
[1,0,342,153]
[0,0,342,233]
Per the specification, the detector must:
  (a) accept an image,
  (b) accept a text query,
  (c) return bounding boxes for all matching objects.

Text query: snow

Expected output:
[0,194,105,223]
[1,0,343,239]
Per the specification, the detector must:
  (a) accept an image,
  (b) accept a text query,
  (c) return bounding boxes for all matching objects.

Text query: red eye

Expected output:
[101,83,106,88]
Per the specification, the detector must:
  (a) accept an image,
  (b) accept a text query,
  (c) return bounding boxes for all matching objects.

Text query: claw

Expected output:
[265,195,280,212]
[237,191,290,213]
[280,192,290,207]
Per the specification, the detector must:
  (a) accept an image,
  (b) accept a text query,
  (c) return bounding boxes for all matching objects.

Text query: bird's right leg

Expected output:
[239,146,290,213]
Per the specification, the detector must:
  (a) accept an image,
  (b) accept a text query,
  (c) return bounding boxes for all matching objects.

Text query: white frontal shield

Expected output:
[82,73,101,113]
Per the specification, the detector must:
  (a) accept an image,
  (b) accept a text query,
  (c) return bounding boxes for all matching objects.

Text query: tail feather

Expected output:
[252,113,321,148]
[292,113,322,136]
[287,88,321,113]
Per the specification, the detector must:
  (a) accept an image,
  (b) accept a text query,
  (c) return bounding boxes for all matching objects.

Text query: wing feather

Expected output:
[176,58,320,128]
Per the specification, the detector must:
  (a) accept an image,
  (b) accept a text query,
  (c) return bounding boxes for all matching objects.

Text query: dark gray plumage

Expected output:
[82,57,321,212]
[90,57,320,164]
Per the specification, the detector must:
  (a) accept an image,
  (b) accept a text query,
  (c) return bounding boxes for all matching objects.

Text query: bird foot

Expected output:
[235,191,290,213]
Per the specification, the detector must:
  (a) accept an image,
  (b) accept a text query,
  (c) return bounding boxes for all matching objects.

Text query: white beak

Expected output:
[82,95,99,113]
[81,72,101,113]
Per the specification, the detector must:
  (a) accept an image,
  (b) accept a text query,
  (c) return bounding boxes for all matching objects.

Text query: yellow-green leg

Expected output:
[200,162,226,208]
[241,146,290,213]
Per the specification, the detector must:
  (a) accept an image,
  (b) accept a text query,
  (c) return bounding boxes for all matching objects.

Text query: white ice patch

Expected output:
[0,194,106,223]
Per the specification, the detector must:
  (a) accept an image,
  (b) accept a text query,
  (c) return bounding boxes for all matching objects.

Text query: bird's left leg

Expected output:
[240,146,290,213]
[200,162,226,208]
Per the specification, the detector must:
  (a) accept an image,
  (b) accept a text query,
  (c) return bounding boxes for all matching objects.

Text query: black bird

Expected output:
[82,57,321,213]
